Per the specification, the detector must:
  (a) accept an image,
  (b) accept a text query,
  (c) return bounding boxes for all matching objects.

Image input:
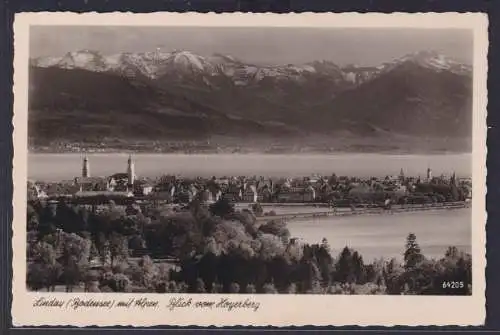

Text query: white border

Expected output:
[12,12,488,327]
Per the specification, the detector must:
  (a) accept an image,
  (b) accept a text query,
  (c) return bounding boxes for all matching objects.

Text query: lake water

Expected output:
[28,153,471,181]
[285,208,471,262]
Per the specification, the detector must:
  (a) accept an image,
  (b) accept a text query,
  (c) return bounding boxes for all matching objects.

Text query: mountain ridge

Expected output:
[28,49,473,153]
[31,49,472,82]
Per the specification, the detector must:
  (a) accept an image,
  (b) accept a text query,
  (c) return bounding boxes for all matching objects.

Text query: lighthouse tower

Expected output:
[82,155,90,178]
[127,154,135,185]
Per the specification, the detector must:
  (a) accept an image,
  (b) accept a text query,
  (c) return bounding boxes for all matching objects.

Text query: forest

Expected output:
[26,197,472,295]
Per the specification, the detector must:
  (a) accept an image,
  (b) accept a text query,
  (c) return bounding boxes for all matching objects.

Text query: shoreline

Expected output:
[255,202,469,222]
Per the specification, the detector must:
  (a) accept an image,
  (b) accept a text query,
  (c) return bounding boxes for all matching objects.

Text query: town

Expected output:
[26,155,473,295]
[28,155,472,213]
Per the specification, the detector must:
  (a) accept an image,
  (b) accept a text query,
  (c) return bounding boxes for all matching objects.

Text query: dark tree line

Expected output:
[26,198,471,295]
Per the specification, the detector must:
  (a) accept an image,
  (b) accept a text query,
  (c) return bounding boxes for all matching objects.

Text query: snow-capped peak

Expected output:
[30,49,472,85]
[169,50,206,71]
[57,49,108,71]
[31,49,216,78]
[385,50,472,75]
[31,55,62,68]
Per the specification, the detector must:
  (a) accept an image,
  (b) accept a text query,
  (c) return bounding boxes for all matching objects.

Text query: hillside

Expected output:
[28,66,299,148]
[312,61,472,137]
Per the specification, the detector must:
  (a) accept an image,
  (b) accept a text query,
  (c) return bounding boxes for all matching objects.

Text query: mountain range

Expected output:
[28,49,473,153]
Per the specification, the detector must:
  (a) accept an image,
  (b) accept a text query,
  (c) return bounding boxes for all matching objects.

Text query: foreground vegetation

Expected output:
[26,198,472,295]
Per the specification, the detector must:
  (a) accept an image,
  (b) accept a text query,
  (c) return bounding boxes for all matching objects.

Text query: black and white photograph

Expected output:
[12,12,487,327]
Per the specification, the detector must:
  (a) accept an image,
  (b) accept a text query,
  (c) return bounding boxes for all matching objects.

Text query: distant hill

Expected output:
[28,50,473,153]
[311,59,472,137]
[28,66,299,146]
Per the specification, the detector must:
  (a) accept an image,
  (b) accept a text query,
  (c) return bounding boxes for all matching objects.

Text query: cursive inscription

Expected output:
[32,296,260,312]
[33,297,65,307]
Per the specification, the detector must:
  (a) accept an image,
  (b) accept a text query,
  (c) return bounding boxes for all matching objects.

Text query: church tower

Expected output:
[127,154,135,185]
[426,167,432,181]
[82,155,90,178]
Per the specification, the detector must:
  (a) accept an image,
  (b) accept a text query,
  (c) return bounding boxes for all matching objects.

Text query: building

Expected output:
[82,155,90,178]
[348,183,375,200]
[223,186,242,202]
[276,186,315,203]
[108,173,128,189]
[257,178,274,193]
[304,185,316,202]
[27,181,48,199]
[242,185,258,203]
[127,154,136,185]
[75,156,111,191]
[197,189,218,204]
[72,190,134,206]
[77,155,137,193]
[133,180,154,196]
[74,190,133,198]
[399,168,405,182]
[74,176,111,192]
[450,172,457,186]
[175,188,194,203]
[258,187,273,203]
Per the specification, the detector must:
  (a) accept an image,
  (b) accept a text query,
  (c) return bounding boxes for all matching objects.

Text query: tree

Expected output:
[450,184,460,201]
[59,233,91,292]
[259,220,290,245]
[252,203,264,217]
[436,247,472,295]
[328,174,338,186]
[26,241,61,291]
[383,258,405,294]
[84,270,101,292]
[129,234,147,252]
[321,238,331,255]
[37,203,58,237]
[55,202,86,233]
[209,198,235,218]
[108,273,131,292]
[126,256,159,290]
[262,283,278,293]
[27,263,50,291]
[404,233,424,270]
[27,203,39,231]
[286,283,297,294]
[334,247,354,283]
[351,251,366,284]
[229,282,240,293]
[245,283,257,293]
[195,278,207,293]
[109,232,129,266]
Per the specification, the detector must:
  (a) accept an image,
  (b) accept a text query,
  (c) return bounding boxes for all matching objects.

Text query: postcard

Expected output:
[11,12,488,326]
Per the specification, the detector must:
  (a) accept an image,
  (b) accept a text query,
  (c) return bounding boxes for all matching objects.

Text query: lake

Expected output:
[285,207,471,262]
[28,153,471,181]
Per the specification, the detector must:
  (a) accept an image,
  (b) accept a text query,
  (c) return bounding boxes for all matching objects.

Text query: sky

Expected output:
[30,26,473,66]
